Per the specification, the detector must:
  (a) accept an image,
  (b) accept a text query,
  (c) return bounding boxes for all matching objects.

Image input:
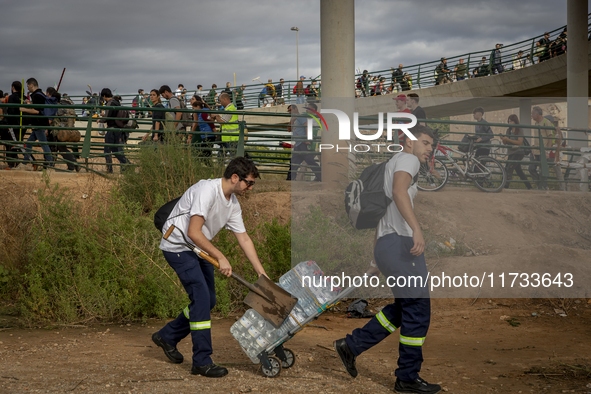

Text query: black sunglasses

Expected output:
[239,175,255,187]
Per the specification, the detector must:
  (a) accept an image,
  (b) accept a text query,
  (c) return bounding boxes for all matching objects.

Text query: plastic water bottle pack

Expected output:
[230,261,340,363]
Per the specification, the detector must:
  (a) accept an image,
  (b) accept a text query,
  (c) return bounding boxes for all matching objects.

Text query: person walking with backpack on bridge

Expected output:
[159,85,187,135]
[285,104,321,182]
[99,88,129,174]
[501,114,532,190]
[20,78,55,170]
[334,125,442,394]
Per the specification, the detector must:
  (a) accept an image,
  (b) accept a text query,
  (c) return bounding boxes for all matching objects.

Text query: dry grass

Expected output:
[0,178,38,271]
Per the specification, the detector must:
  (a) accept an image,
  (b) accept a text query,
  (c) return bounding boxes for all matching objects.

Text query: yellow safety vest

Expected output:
[221,104,239,142]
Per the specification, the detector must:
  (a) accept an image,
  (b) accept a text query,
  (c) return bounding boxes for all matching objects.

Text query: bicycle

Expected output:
[417,130,507,192]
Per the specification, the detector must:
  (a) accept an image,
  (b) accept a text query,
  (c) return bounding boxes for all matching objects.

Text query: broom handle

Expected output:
[163,225,267,298]
[194,248,265,296]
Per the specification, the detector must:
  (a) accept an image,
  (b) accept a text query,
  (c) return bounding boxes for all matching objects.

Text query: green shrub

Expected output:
[12,138,293,324]
[119,137,223,213]
[19,182,186,324]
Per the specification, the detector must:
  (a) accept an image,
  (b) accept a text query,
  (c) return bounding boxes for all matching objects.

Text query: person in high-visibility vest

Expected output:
[213,93,240,157]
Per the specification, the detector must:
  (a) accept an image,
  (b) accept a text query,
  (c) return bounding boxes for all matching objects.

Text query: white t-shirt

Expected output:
[376,152,420,239]
[159,178,246,253]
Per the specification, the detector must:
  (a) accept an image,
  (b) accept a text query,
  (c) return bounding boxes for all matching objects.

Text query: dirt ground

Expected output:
[1,172,591,394]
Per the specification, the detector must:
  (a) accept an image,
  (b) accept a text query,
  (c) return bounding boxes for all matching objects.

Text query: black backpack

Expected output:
[154,197,181,233]
[344,162,392,230]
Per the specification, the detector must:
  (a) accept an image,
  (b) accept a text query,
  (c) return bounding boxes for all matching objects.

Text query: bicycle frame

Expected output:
[429,139,494,179]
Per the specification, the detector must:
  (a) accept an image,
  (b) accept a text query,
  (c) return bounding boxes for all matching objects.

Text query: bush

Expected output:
[3,134,293,324]
[10,137,293,324]
[118,136,223,213]
[18,181,186,324]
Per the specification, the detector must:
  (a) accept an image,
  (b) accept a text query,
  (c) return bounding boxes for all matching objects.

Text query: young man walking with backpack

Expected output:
[153,157,268,378]
[99,88,129,174]
[159,85,186,134]
[334,125,442,394]
[20,78,54,170]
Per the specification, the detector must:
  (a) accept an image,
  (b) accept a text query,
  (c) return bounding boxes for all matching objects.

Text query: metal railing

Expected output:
[1,102,589,190]
[353,14,589,95]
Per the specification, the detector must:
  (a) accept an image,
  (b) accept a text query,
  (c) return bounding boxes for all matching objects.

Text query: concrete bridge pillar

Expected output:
[567,0,589,148]
[320,0,355,185]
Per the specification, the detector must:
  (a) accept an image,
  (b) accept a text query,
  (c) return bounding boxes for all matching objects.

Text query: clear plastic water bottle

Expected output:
[230,320,242,342]
[231,312,253,350]
[245,309,259,323]
[254,333,270,352]
[246,344,260,363]
[254,318,265,333]
[279,270,296,294]
[263,327,277,346]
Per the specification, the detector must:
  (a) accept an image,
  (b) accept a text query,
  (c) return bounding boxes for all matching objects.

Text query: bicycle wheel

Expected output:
[417,158,449,191]
[470,156,506,192]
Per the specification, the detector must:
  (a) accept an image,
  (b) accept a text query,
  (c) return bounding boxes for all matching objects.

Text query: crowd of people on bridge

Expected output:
[355,26,569,96]
[0,76,250,173]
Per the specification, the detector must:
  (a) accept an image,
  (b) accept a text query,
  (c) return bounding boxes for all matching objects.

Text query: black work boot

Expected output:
[191,363,228,378]
[152,332,183,364]
[333,338,357,378]
[394,377,441,394]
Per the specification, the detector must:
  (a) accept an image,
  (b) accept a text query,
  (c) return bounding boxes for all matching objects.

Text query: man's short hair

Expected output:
[408,125,435,140]
[473,107,484,115]
[407,93,419,103]
[26,78,38,87]
[46,87,56,96]
[178,84,184,88]
[159,85,172,95]
[100,88,113,98]
[12,81,22,93]
[197,84,203,89]
[532,106,543,116]
[223,157,260,180]
[138,89,144,94]
[219,92,230,102]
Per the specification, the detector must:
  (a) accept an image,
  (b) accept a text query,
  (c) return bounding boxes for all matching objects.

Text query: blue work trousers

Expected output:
[159,250,217,367]
[345,233,431,381]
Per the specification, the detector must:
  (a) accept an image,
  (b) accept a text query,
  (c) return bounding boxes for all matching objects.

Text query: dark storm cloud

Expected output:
[0,0,577,97]
[354,0,571,71]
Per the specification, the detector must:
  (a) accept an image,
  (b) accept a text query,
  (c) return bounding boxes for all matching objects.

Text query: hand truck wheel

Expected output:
[260,356,282,378]
[279,348,295,369]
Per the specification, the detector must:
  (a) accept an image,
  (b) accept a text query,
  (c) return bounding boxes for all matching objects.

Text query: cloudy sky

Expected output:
[0,0,581,97]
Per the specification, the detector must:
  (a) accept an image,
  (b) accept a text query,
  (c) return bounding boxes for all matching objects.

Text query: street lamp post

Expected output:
[291,27,300,81]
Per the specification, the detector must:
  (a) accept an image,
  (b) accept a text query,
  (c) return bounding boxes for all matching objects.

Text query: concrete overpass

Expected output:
[355,42,591,119]
[243,42,591,125]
